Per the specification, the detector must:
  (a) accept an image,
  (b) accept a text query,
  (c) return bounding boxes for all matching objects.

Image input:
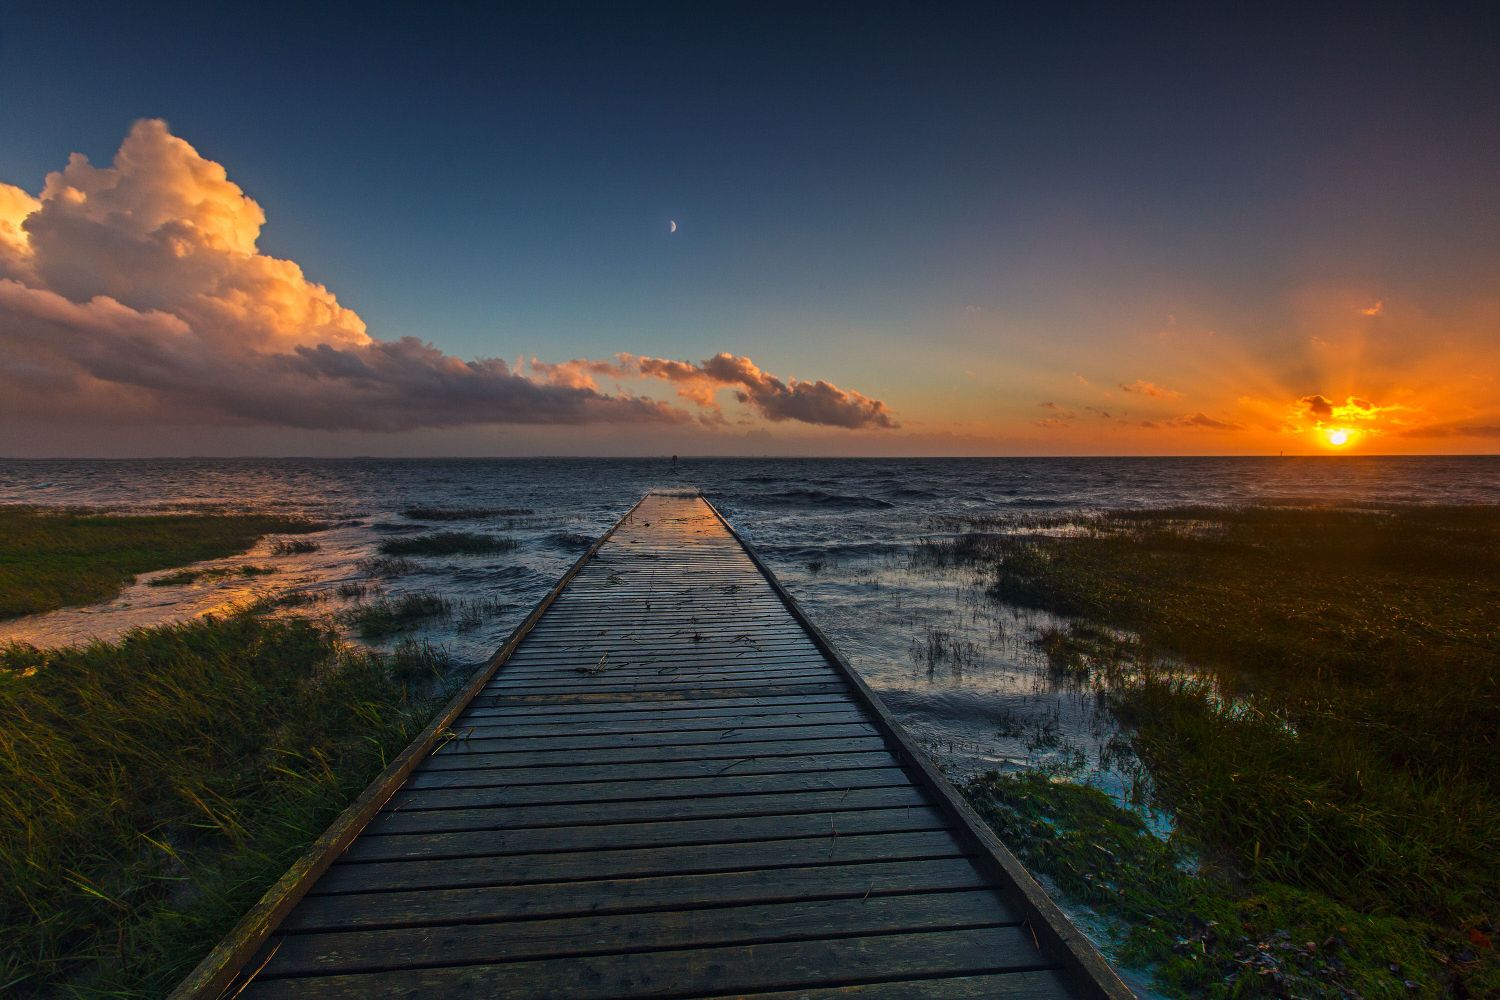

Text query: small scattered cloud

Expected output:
[1300,393,1335,420]
[1119,379,1184,400]
[1034,402,1077,426]
[1139,412,1243,431]
[1359,300,1384,316]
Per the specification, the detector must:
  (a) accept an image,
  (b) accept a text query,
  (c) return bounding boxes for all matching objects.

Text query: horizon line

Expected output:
[2,453,1496,462]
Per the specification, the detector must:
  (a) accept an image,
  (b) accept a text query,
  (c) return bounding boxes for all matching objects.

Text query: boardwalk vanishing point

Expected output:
[174,491,1132,999]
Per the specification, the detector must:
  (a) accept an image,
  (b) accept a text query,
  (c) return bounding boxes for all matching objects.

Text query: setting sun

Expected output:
[1325,428,1350,447]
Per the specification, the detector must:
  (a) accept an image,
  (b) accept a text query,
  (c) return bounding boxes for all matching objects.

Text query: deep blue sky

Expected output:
[2,3,1497,454]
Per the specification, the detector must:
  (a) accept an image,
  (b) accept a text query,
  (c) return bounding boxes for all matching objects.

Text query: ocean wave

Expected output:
[758,540,905,560]
[546,530,594,550]
[746,488,895,510]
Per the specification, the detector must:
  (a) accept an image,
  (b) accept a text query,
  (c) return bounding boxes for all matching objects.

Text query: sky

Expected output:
[1,2,1497,457]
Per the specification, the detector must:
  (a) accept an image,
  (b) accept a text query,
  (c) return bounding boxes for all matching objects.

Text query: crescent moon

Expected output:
[669,220,677,233]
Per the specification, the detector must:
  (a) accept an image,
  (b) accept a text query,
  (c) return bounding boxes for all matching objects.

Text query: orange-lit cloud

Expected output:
[0,121,893,433]
[656,353,897,429]
[1119,379,1184,399]
[524,353,897,429]
[1295,393,1409,428]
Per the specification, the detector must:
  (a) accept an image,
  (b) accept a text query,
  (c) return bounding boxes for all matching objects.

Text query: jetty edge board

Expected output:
[173,490,1133,999]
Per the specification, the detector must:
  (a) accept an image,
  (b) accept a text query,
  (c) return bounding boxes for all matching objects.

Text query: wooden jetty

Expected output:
[174,491,1131,999]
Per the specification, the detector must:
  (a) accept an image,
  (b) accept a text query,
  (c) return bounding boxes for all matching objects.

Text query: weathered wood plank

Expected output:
[459,692,850,718]
[431,722,878,752]
[280,857,996,934]
[344,805,949,861]
[241,927,1052,999]
[386,766,909,812]
[458,701,857,726]
[470,682,849,706]
[447,710,867,740]
[404,750,894,789]
[418,735,893,771]
[312,829,969,894]
[689,970,1076,999]
[260,890,1016,977]
[366,786,931,836]
[479,667,839,692]
[494,656,833,677]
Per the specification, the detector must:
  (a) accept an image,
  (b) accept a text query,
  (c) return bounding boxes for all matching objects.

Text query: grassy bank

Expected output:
[0,610,449,996]
[965,771,1460,998]
[0,506,321,619]
[925,504,1500,996]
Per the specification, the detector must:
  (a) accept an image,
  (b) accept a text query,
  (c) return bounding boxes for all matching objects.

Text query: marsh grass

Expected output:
[344,592,453,638]
[377,531,517,557]
[383,638,452,682]
[334,580,371,600]
[269,538,321,555]
[927,505,1500,994]
[0,611,446,996]
[356,555,418,577]
[910,626,978,673]
[0,506,321,619]
[454,597,509,631]
[146,565,275,588]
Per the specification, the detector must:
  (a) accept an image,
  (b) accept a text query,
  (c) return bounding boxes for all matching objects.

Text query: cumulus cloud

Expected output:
[1119,379,1184,399]
[0,120,895,433]
[0,182,40,275]
[0,279,683,430]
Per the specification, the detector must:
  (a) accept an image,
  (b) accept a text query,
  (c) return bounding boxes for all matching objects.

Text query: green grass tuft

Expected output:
[344,592,453,638]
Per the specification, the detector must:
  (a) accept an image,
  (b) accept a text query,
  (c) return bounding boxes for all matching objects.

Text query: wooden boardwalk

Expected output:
[177,492,1130,999]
